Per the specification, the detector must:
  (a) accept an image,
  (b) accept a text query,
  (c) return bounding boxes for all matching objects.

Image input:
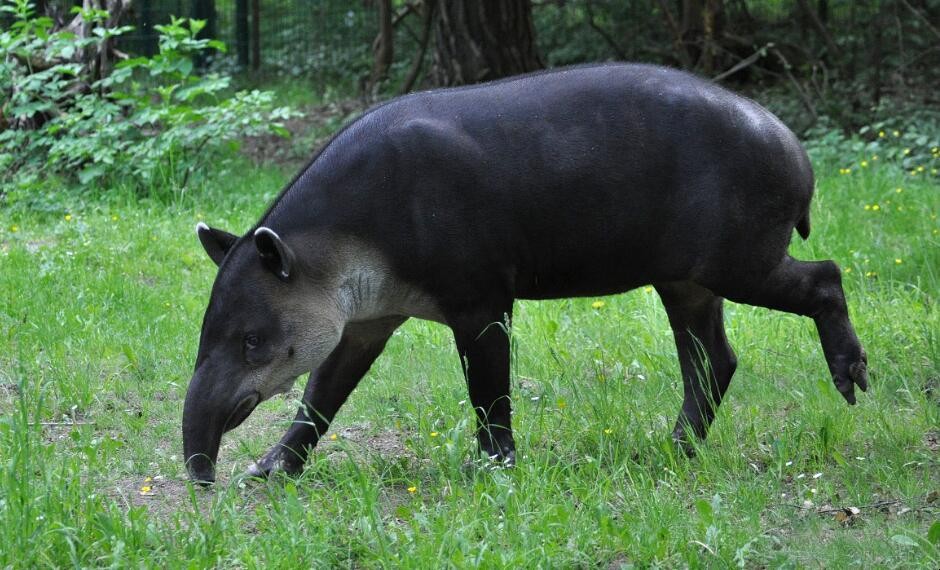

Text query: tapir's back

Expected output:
[269,64,814,299]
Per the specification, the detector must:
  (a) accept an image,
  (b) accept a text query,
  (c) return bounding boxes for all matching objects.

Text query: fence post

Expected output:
[251,0,261,70]
[236,0,249,67]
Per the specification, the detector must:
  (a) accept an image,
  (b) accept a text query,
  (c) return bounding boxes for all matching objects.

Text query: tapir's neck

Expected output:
[318,239,445,326]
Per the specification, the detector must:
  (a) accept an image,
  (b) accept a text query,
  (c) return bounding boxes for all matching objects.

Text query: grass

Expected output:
[1,147,938,567]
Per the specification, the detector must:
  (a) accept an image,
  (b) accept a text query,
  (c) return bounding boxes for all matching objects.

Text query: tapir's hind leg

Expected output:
[246,317,406,478]
[709,255,868,404]
[446,303,516,464]
[656,281,737,453]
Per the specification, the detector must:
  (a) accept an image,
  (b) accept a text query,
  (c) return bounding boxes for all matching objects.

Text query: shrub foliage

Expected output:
[0,0,293,199]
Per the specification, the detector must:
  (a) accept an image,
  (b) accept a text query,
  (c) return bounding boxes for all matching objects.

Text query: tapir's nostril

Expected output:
[223,392,260,433]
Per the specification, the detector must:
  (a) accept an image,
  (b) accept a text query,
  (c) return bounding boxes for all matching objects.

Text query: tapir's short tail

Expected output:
[796,210,811,240]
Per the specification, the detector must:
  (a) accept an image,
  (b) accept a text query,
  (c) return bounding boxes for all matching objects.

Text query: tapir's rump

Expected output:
[183,64,867,483]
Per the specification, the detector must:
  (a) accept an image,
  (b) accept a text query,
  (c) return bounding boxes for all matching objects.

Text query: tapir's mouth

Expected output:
[223,392,259,433]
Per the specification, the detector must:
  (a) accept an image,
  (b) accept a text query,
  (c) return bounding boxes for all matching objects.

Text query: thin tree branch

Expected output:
[585,0,626,60]
[712,43,771,82]
[898,0,940,41]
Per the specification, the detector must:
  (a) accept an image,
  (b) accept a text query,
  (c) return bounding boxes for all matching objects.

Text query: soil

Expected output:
[240,98,368,169]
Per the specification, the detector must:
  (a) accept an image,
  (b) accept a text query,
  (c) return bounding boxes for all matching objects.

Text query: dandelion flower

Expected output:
[64,214,72,221]
[895,258,902,265]
[917,165,925,172]
[903,148,911,155]
[10,225,18,233]
[895,187,903,193]
[860,161,868,168]
[843,267,852,273]
[872,204,880,211]
[878,130,885,138]
[430,431,439,438]
[603,428,613,435]
[893,130,900,137]
[111,215,119,221]
[644,286,653,293]
[329,433,338,440]
[864,205,871,211]
[139,486,152,494]
[557,399,567,410]
[591,300,605,309]
[407,486,417,494]
[144,476,152,483]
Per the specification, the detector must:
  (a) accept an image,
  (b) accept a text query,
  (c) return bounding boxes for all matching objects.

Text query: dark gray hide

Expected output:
[183,64,868,483]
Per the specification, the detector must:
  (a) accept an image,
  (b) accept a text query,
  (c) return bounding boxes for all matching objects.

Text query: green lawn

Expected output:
[1,150,938,567]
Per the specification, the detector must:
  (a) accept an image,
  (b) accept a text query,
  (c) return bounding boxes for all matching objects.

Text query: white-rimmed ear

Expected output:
[254,226,295,281]
[196,222,238,267]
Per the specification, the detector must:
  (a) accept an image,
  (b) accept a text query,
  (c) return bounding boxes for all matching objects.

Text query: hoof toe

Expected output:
[244,447,305,479]
[849,359,868,392]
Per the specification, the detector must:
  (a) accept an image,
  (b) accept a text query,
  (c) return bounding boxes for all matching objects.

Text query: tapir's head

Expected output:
[183,223,343,483]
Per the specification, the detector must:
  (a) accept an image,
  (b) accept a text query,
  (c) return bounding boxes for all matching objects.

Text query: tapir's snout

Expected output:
[182,368,260,484]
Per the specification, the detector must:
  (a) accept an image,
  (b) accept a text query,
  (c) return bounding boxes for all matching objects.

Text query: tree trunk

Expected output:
[431,0,542,86]
[192,0,217,69]
[369,0,394,91]
[680,0,724,74]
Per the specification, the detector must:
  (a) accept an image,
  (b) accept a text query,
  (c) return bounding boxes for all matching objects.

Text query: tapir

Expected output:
[183,63,868,483]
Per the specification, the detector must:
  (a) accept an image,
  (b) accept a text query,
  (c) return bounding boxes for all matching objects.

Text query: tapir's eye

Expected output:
[244,334,261,350]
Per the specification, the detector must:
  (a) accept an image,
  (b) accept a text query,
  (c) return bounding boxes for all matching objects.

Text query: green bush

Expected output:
[0,0,293,202]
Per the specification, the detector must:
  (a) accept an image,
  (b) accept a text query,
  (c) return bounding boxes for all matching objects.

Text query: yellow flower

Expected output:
[878,130,885,138]
[329,433,338,440]
[430,431,439,438]
[895,187,903,193]
[917,165,925,172]
[864,205,871,211]
[910,169,918,176]
[9,225,18,233]
[139,486,152,494]
[895,258,902,265]
[144,476,152,483]
[843,267,852,273]
[893,130,900,137]
[871,155,878,161]
[860,161,868,168]
[64,214,72,221]
[932,147,938,154]
[603,428,613,435]
[934,229,939,235]
[932,169,938,176]
[111,215,119,221]
[644,286,653,293]
[557,399,567,410]
[872,204,880,211]
[591,300,605,309]
[407,486,417,494]
[903,148,911,156]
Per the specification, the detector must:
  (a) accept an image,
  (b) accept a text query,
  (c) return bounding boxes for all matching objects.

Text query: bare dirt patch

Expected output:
[240,98,367,169]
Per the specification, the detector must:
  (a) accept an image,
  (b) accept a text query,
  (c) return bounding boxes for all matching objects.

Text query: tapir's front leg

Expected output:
[448,304,516,464]
[246,317,406,477]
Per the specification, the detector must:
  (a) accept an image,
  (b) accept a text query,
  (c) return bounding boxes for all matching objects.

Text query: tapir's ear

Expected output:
[253,226,294,282]
[196,222,238,267]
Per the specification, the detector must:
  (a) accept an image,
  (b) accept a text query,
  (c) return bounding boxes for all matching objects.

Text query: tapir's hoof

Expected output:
[671,430,698,458]
[833,351,868,406]
[485,448,516,467]
[244,447,305,479]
